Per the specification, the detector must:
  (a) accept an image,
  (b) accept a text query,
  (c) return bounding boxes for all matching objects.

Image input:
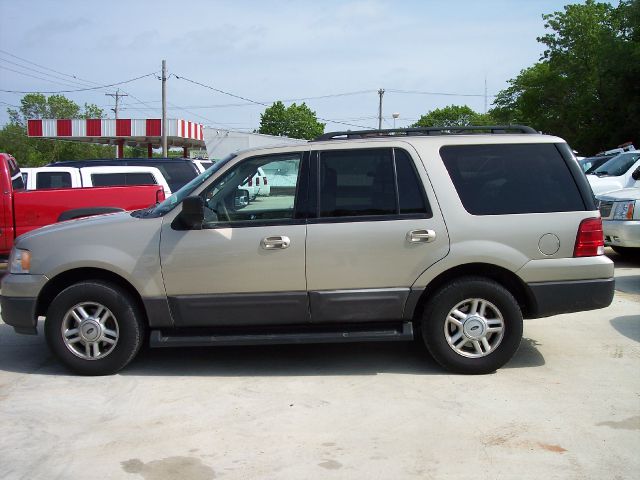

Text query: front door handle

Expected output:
[261,236,291,249]
[407,229,436,243]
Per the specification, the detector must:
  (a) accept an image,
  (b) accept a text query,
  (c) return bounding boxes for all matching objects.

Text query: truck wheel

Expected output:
[45,281,146,375]
[421,277,523,374]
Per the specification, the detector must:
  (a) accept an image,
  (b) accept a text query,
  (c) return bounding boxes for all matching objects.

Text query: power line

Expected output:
[0,49,99,86]
[0,65,92,90]
[173,74,371,129]
[0,71,158,94]
[0,58,96,89]
[387,88,496,98]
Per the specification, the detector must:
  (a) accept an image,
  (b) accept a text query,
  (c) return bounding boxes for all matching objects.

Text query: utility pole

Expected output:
[484,76,488,114]
[378,88,385,130]
[105,89,127,119]
[161,59,168,157]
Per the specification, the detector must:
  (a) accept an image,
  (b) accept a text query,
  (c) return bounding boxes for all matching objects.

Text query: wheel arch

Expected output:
[410,263,536,322]
[36,268,148,324]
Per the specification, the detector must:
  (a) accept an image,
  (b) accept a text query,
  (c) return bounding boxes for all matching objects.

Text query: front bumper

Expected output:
[526,278,615,318]
[602,220,640,248]
[1,274,48,334]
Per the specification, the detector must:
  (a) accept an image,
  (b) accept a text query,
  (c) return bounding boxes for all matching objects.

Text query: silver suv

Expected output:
[1,126,614,375]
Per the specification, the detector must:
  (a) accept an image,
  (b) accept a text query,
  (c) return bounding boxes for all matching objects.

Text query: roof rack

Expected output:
[312,125,538,141]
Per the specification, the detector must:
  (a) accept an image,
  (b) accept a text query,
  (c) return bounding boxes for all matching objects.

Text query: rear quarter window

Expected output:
[440,143,585,215]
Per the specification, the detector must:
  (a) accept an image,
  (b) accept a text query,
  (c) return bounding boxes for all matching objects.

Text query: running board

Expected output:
[150,322,414,348]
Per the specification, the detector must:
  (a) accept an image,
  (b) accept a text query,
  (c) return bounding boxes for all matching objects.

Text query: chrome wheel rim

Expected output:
[61,302,119,360]
[444,298,505,358]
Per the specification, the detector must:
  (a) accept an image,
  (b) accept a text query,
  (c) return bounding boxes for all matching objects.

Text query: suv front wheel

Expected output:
[45,281,146,375]
[421,277,523,374]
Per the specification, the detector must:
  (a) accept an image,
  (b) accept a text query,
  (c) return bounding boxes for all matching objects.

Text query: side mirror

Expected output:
[181,196,204,229]
[632,167,640,181]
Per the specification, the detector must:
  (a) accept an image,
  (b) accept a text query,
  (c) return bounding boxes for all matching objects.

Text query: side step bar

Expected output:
[150,322,414,348]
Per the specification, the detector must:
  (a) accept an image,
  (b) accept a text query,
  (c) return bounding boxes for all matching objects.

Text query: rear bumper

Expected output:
[526,278,615,318]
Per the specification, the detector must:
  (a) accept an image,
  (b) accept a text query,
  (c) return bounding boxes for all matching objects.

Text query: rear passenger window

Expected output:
[318,148,431,219]
[124,173,156,185]
[36,172,72,189]
[395,149,430,216]
[440,144,585,215]
[320,149,396,217]
[91,173,157,187]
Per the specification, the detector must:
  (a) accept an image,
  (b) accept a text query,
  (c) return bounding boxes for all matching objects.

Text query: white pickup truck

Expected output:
[21,165,171,197]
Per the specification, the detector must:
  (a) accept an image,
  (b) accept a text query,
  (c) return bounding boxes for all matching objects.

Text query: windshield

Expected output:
[140,153,237,216]
[592,152,640,177]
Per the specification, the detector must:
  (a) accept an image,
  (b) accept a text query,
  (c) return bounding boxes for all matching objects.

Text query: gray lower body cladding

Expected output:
[526,278,615,318]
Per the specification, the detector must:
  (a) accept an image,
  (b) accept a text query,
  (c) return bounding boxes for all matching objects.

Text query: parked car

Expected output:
[578,154,615,173]
[596,187,640,257]
[587,151,640,195]
[48,158,202,193]
[1,126,614,376]
[0,153,165,258]
[21,165,171,197]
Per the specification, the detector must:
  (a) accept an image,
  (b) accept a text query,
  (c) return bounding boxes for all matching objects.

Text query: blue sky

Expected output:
[0,0,582,131]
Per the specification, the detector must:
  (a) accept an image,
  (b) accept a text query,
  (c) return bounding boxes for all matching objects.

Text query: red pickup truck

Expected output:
[1,153,165,257]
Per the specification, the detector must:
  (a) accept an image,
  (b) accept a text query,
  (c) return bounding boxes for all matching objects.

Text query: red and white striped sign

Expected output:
[27,118,204,141]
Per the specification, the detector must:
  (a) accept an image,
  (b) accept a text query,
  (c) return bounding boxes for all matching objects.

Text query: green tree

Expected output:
[259,101,325,140]
[8,93,104,126]
[491,0,640,154]
[411,105,496,128]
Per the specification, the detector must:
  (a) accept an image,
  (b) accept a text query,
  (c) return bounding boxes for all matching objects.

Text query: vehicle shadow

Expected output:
[0,322,545,376]
[610,315,640,342]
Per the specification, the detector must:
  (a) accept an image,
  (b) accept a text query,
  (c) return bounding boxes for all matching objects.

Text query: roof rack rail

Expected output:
[312,124,538,141]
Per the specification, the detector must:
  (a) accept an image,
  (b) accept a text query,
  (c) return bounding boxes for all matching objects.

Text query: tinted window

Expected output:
[91,172,157,187]
[440,144,585,215]
[124,173,156,185]
[91,173,125,187]
[36,172,72,189]
[395,149,430,215]
[148,163,197,192]
[8,157,24,190]
[319,149,396,217]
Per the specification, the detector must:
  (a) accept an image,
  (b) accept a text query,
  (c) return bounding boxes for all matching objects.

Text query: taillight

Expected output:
[248,178,253,187]
[574,217,604,257]
[263,176,267,185]
[255,177,260,186]
[156,188,165,203]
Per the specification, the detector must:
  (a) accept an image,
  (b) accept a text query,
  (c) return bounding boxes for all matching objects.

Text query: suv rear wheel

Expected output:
[45,281,146,375]
[421,277,523,374]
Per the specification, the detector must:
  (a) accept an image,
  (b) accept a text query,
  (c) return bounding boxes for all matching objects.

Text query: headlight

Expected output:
[612,200,635,220]
[9,248,31,274]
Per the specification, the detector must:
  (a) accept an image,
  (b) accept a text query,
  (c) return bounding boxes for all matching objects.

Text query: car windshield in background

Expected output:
[592,152,640,177]
[142,154,236,217]
[581,155,613,174]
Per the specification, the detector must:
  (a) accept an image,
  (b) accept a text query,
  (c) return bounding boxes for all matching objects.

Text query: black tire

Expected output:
[421,277,523,375]
[45,281,146,376]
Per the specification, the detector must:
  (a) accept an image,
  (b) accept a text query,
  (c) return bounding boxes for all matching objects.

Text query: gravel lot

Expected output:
[0,251,638,480]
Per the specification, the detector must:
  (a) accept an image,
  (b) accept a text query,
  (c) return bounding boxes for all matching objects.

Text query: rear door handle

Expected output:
[261,236,291,249]
[407,229,436,243]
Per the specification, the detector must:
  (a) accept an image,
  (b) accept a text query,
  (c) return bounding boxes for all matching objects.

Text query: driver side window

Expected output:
[200,153,302,227]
